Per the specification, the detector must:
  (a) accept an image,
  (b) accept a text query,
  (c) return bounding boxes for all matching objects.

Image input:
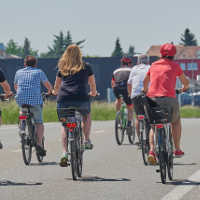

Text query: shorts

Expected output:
[113,87,132,105]
[20,104,43,124]
[151,97,180,123]
[57,101,91,118]
[132,94,145,115]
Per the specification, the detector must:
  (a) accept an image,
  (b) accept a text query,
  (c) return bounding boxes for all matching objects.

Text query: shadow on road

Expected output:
[0,179,42,186]
[69,176,131,182]
[174,162,197,166]
[30,162,58,166]
[165,179,200,186]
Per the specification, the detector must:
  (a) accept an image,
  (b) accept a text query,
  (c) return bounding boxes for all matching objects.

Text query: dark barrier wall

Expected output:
[0,56,159,100]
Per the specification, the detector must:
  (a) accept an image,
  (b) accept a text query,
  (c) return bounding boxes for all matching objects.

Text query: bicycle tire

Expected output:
[128,119,135,144]
[141,121,149,165]
[76,128,83,177]
[167,126,174,180]
[115,112,125,145]
[158,129,167,184]
[21,120,32,165]
[36,137,45,163]
[70,140,78,180]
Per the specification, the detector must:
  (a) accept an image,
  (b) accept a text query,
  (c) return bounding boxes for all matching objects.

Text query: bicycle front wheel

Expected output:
[115,112,125,145]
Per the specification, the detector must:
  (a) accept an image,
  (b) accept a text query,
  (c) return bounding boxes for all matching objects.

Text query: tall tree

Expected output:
[180,28,198,46]
[111,37,123,57]
[6,39,22,56]
[40,30,86,58]
[127,45,135,57]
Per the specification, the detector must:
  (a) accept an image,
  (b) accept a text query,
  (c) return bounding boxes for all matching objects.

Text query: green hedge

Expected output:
[0,101,200,124]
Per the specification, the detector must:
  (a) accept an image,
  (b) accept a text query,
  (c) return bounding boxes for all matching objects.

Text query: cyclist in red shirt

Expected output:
[143,43,189,164]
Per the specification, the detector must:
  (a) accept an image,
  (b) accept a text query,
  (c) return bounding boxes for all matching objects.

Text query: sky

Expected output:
[1,0,200,57]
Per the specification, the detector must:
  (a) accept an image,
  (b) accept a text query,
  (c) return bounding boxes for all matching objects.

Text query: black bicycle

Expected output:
[115,98,135,145]
[18,93,50,165]
[57,107,84,180]
[143,95,174,184]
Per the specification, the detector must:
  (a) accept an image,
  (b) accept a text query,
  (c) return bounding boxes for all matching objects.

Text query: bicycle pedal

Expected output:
[156,169,160,173]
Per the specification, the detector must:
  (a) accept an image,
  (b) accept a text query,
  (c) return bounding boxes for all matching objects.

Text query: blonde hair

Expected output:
[58,44,84,76]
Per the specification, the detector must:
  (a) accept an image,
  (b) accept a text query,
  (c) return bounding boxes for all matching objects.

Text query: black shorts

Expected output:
[113,87,132,105]
[132,95,145,115]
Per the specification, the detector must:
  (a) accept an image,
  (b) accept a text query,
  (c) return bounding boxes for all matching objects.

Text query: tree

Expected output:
[111,37,123,57]
[40,30,86,58]
[127,45,135,57]
[180,28,198,46]
[6,39,22,56]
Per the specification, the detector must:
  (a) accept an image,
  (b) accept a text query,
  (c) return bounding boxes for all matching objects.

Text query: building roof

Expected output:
[146,45,200,59]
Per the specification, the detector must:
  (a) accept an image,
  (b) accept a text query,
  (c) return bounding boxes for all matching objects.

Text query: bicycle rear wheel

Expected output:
[128,119,135,144]
[158,129,167,184]
[141,121,149,165]
[76,129,84,177]
[167,126,174,180]
[36,137,45,163]
[21,120,32,165]
[70,139,78,180]
[115,112,125,145]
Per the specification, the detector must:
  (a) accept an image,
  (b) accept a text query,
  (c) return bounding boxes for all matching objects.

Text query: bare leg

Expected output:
[115,99,122,112]
[61,126,68,153]
[172,119,181,151]
[149,128,154,152]
[82,113,91,141]
[36,123,44,146]
[127,105,133,122]
[135,117,140,140]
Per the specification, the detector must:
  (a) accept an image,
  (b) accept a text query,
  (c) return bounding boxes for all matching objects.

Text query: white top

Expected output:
[127,64,150,98]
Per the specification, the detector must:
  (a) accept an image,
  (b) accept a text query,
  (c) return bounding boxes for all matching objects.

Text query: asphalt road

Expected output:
[0,119,200,200]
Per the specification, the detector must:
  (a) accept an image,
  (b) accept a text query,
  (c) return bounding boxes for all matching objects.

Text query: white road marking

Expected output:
[161,169,200,200]
[12,149,21,153]
[94,130,105,133]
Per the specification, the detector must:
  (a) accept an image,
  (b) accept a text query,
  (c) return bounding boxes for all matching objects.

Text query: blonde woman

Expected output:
[53,44,97,166]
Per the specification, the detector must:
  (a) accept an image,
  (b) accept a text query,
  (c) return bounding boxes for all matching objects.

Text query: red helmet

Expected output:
[160,43,176,57]
[120,57,132,65]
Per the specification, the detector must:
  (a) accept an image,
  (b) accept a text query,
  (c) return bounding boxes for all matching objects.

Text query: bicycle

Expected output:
[57,107,84,180]
[133,94,150,165]
[115,97,135,145]
[143,95,174,184]
[18,92,50,165]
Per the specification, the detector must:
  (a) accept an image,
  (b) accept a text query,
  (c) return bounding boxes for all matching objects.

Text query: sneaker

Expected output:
[148,151,157,165]
[84,140,93,150]
[59,153,69,167]
[0,140,3,149]
[36,145,46,157]
[174,150,184,158]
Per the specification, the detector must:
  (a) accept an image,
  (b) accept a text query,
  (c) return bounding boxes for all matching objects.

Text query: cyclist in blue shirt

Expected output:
[14,56,53,156]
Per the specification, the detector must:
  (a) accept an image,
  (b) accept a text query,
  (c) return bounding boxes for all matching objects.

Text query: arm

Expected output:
[111,78,115,88]
[88,75,97,96]
[127,83,132,96]
[178,73,189,92]
[143,75,150,93]
[0,81,13,97]
[43,81,53,94]
[52,76,62,95]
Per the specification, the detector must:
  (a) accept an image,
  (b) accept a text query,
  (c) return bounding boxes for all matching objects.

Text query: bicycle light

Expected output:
[155,124,164,129]
[19,115,27,120]
[66,122,77,128]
